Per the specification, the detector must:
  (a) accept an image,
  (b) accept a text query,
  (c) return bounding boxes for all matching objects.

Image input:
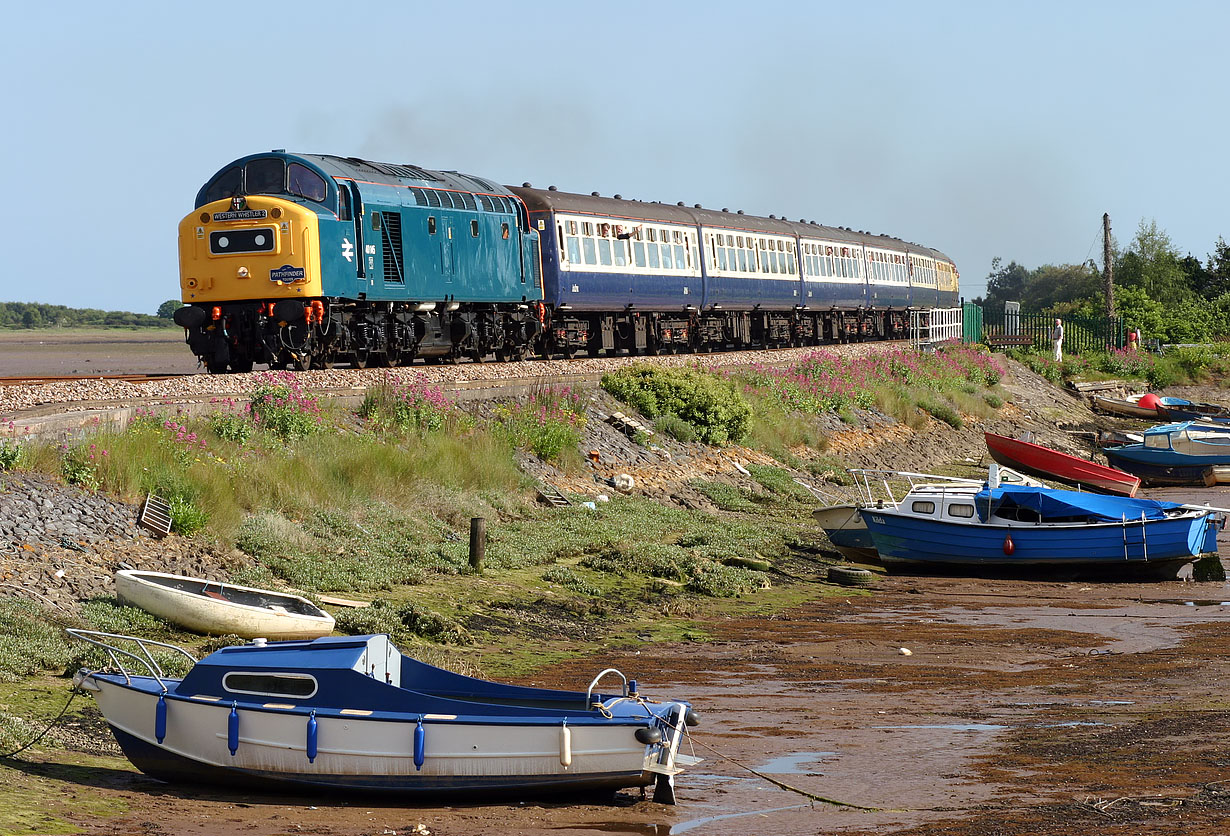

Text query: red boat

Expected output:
[984,432,1141,497]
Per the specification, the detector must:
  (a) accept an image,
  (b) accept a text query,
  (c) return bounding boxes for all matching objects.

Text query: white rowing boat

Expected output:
[115,570,335,640]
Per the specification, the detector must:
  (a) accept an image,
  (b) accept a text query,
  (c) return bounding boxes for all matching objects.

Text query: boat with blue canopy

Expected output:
[69,631,699,803]
[1102,421,1230,486]
[853,469,1221,577]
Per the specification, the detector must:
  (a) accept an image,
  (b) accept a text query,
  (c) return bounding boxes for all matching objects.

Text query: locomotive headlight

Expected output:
[199,212,210,224]
[270,207,282,219]
[237,266,250,279]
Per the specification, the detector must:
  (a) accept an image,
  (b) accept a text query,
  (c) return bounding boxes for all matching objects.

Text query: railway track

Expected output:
[0,373,191,387]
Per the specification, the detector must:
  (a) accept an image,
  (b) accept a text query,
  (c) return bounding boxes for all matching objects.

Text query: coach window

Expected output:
[566,229,582,264]
[634,238,647,268]
[660,238,673,269]
[582,235,597,265]
[786,245,796,274]
[612,236,628,268]
[597,235,613,266]
[428,217,436,235]
[245,158,285,195]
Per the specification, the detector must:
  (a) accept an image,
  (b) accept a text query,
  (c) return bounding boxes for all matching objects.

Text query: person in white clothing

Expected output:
[1051,318,1064,362]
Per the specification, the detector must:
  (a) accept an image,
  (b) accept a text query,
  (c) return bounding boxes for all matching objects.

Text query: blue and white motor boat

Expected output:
[1102,421,1230,486]
[69,631,699,803]
[852,468,1221,577]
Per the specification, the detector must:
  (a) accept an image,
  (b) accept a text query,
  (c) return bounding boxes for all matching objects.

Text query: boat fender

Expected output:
[685,707,700,728]
[413,716,425,771]
[306,711,318,763]
[1003,532,1015,556]
[560,719,572,768]
[228,702,239,756]
[635,726,662,744]
[155,693,167,744]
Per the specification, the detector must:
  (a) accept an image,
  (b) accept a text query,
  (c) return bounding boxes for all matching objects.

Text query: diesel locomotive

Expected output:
[174,151,959,371]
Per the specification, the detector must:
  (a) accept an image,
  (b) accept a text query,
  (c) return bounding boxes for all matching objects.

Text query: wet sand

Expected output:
[0,329,201,376]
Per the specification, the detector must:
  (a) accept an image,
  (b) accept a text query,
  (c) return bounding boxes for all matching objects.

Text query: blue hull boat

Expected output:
[856,477,1221,577]
[1102,421,1230,486]
[70,632,699,803]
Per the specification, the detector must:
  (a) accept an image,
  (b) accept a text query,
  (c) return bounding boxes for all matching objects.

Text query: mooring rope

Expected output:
[0,688,78,759]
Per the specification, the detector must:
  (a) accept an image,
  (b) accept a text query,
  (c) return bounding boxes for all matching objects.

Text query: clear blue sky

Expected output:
[3,1,1226,313]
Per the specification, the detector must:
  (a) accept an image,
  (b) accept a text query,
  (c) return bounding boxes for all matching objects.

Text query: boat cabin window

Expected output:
[1145,433,1172,449]
[223,672,318,699]
[947,503,975,518]
[910,501,936,515]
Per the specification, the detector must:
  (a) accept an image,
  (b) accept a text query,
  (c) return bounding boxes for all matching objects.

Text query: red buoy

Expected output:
[1003,532,1015,555]
[1138,393,1161,410]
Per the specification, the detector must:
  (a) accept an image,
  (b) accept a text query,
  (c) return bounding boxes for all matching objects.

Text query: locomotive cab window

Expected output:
[245,158,285,195]
[288,163,327,203]
[203,166,241,204]
[428,217,436,235]
[471,220,480,237]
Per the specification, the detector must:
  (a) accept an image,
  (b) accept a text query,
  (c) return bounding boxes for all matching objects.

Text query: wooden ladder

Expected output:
[537,483,572,508]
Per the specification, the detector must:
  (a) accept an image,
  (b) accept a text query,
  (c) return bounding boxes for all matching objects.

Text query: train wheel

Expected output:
[292,353,311,372]
[229,358,253,373]
[204,359,227,374]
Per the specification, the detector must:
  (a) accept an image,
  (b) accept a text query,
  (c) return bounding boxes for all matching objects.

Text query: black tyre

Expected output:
[828,566,876,587]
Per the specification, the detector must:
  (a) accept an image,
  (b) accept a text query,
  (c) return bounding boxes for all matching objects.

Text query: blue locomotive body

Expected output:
[175,152,958,370]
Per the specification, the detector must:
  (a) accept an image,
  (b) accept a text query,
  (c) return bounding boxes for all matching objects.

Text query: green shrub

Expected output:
[334,599,472,645]
[542,565,601,596]
[209,410,253,444]
[686,561,770,597]
[492,387,586,462]
[359,373,455,435]
[983,393,1003,409]
[0,441,21,471]
[249,371,325,442]
[0,598,75,682]
[655,413,699,443]
[689,479,756,511]
[917,399,964,429]
[601,365,751,445]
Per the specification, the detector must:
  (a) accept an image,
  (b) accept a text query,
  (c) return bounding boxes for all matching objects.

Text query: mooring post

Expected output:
[469,517,486,572]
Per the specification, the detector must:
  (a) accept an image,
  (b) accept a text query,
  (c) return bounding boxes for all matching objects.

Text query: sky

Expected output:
[2,0,1227,313]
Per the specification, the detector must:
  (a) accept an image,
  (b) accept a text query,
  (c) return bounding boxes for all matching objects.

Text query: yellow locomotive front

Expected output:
[175,195,323,371]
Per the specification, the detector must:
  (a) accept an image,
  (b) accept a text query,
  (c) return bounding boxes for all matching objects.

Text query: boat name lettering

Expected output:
[871,515,886,524]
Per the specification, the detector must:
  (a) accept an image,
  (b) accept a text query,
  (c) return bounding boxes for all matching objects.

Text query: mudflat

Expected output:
[13,559,1230,836]
[0,329,201,376]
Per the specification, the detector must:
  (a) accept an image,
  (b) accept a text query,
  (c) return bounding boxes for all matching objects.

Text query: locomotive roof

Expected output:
[301,154,517,197]
[509,186,955,264]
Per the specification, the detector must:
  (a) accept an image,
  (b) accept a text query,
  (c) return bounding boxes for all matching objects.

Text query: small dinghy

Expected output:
[69,631,699,803]
[115,570,335,640]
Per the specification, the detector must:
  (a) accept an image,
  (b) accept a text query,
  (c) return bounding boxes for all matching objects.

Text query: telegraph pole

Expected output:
[1103,213,1115,319]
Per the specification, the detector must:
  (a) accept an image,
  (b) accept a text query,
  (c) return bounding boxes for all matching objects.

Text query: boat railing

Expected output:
[67,628,197,691]
[586,668,629,706]
[848,469,984,507]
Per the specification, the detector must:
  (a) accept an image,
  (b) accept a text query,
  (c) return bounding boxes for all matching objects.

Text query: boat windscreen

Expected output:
[975,485,1184,523]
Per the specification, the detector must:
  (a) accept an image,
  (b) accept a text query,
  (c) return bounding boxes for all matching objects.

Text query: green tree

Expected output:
[156,299,182,319]
[975,257,1031,311]
[1115,220,1191,302]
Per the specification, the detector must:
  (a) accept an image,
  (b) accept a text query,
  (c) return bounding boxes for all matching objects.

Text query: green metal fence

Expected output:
[962,302,982,344]
[979,309,1124,353]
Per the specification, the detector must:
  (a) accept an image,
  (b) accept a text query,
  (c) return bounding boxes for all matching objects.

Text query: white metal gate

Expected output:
[910,307,963,349]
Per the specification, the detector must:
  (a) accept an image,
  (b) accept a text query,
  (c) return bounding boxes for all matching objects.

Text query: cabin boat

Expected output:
[814,466,1041,563]
[1102,421,1230,486]
[116,570,335,640]
[851,469,1220,577]
[69,631,698,803]
[984,431,1140,496]
[1156,401,1230,423]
